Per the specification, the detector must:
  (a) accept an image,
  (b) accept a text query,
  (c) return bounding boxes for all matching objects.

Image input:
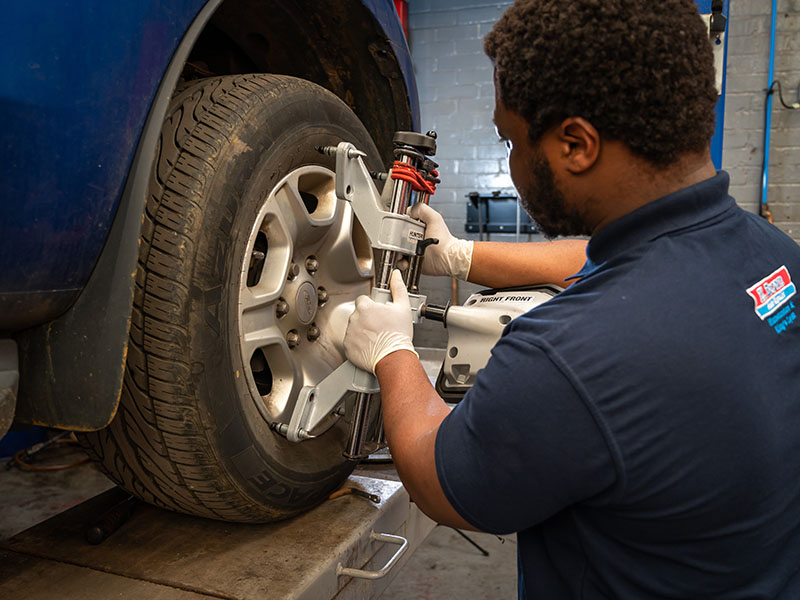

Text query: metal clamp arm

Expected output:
[328,142,425,255]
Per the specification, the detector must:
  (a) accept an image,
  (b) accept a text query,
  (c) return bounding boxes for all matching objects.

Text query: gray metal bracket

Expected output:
[332,142,425,255]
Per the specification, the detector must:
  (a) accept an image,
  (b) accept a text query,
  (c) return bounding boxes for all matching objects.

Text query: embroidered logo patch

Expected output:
[746,265,796,323]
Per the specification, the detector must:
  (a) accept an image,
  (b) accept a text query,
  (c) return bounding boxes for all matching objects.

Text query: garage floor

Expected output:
[0,446,516,599]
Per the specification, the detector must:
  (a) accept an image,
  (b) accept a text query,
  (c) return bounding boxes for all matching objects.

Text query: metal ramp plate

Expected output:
[0,474,435,600]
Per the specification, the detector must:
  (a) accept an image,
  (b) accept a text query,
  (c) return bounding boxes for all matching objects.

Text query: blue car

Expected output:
[0,0,418,522]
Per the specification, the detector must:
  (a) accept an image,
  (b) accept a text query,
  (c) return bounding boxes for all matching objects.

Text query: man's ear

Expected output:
[556,117,600,174]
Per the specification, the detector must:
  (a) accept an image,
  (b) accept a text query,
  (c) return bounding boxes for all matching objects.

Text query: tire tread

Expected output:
[81,76,313,521]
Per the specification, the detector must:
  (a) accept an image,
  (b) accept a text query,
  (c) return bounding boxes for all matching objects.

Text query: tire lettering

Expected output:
[248,470,326,506]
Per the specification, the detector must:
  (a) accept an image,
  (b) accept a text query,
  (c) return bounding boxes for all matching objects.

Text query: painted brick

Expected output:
[437,83,480,101]
[412,40,457,59]
[456,65,494,85]
[725,110,770,131]
[420,99,457,118]
[436,24,481,42]
[455,159,500,174]
[454,37,486,56]
[433,202,469,220]
[725,73,770,93]
[415,57,437,75]
[727,165,764,187]
[408,0,434,13]
[409,10,459,30]
[769,169,800,186]
[457,98,495,114]
[724,146,763,167]
[725,93,763,113]
[729,15,769,37]
[726,54,769,75]
[777,13,800,34]
[771,147,800,165]
[476,174,514,189]
[457,5,506,24]
[437,53,490,72]
[478,83,497,98]
[779,34,800,52]
[730,3,773,17]
[410,0,504,13]
[728,35,771,56]
[432,141,477,161]
[475,143,507,160]
[408,27,437,45]
[434,158,457,176]
[417,69,457,89]
[769,128,800,148]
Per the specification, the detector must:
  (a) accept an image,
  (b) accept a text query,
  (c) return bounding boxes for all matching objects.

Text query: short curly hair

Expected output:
[484,0,719,166]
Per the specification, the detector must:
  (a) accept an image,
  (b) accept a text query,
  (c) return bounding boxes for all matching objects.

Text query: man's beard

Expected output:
[517,150,593,239]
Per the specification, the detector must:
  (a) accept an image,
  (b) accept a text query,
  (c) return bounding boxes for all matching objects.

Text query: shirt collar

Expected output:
[567,171,735,280]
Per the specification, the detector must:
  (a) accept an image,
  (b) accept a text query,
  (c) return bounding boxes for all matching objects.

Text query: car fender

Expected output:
[14,0,225,430]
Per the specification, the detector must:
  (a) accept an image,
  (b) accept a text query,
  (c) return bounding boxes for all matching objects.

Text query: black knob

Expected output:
[392,131,437,156]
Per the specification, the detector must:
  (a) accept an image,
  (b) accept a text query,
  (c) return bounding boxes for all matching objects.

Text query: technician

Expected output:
[344,1,800,597]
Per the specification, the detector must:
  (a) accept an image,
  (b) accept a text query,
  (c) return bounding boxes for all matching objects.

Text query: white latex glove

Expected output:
[407,203,473,280]
[344,270,418,374]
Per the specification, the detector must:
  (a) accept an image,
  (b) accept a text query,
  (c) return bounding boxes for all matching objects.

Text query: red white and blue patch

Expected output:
[746,265,796,323]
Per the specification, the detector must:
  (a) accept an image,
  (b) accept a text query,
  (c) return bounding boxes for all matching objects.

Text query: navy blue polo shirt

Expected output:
[435,172,800,599]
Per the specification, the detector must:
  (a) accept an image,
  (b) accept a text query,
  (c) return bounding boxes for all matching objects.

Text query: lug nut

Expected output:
[307,324,321,342]
[305,256,319,275]
[287,263,300,281]
[275,298,289,318]
[286,330,299,348]
[317,287,328,305]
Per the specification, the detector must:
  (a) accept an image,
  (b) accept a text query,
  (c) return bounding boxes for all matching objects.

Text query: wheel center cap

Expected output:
[295,281,317,324]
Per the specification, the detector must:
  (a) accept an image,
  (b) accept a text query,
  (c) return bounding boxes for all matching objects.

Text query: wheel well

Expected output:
[181,0,413,163]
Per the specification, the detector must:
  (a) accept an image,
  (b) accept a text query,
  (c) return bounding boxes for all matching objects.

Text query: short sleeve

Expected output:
[435,331,618,534]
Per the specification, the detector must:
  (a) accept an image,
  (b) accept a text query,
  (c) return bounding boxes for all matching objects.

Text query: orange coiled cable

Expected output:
[390,161,437,195]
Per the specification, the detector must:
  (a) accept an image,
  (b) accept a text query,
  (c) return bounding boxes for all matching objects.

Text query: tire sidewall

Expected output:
[188,78,382,515]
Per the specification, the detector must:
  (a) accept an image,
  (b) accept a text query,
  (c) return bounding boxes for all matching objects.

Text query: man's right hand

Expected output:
[408,203,474,280]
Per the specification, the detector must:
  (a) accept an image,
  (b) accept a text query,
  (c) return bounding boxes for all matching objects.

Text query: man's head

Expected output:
[485,0,719,237]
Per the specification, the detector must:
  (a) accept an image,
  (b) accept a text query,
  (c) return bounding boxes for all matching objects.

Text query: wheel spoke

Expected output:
[241,322,284,362]
[271,171,335,248]
[322,202,374,284]
[240,301,279,349]
[242,212,292,309]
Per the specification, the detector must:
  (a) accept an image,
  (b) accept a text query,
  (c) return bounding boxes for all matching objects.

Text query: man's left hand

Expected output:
[344,270,417,373]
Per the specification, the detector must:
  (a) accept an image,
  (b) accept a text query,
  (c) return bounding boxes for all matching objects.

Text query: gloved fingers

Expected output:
[389,269,410,307]
[408,202,439,225]
[354,295,373,310]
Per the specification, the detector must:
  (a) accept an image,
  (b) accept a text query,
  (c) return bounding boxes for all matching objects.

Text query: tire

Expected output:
[80,74,381,522]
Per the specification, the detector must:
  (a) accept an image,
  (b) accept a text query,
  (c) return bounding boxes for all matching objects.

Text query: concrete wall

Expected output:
[407,0,800,346]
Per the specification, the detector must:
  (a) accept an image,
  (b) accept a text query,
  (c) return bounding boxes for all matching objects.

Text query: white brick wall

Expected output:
[723,0,800,239]
[407,0,800,345]
[408,0,522,346]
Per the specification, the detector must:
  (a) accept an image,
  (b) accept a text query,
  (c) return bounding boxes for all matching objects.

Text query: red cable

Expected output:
[390,161,437,195]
